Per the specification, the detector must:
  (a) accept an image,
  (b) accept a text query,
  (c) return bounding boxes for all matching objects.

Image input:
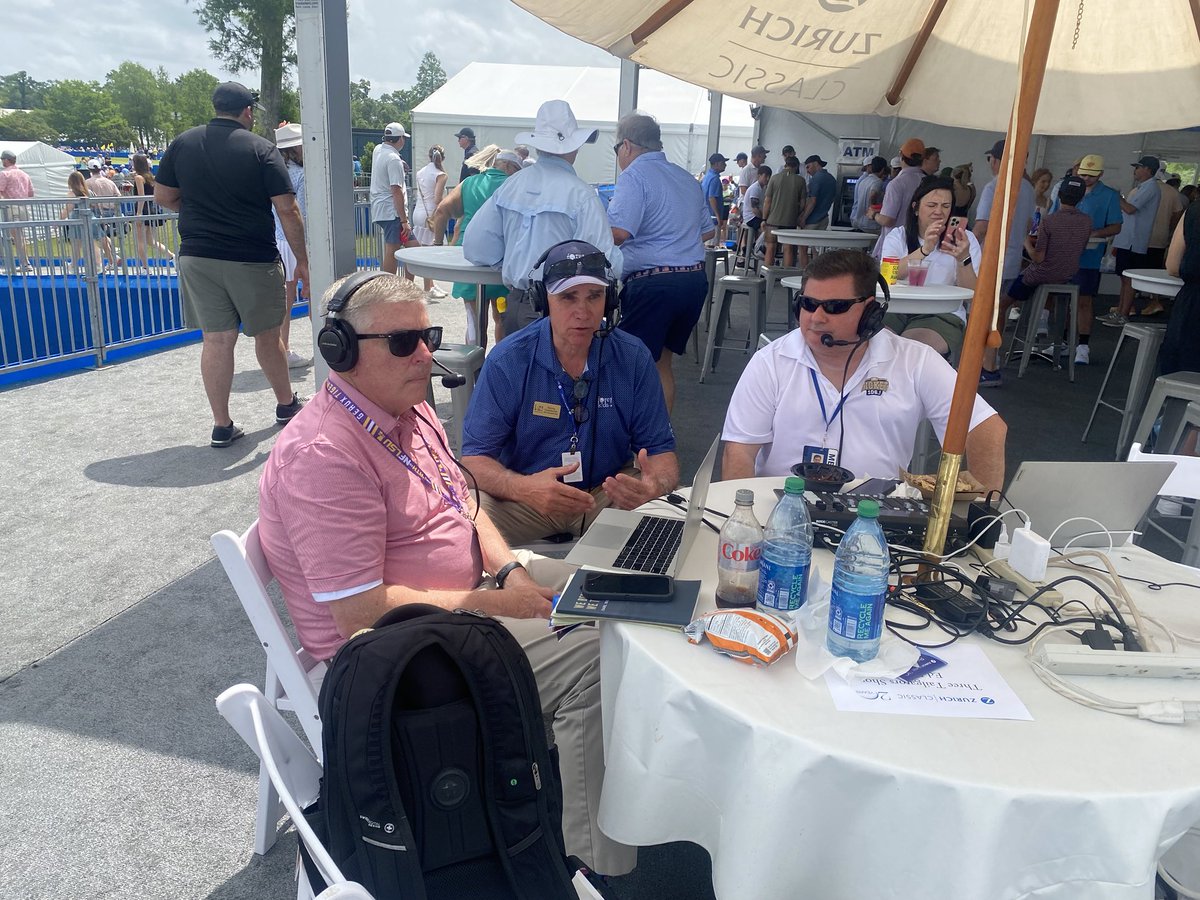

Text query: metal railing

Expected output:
[0,196,379,382]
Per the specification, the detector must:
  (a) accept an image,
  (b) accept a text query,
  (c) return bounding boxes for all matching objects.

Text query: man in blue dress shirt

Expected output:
[802,153,838,268]
[608,112,714,412]
[462,241,678,546]
[464,100,621,336]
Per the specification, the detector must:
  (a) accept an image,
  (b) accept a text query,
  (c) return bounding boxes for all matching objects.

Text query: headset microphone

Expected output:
[820,333,865,348]
[431,357,467,388]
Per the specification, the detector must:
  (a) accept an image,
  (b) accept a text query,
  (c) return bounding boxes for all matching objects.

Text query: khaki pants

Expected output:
[493,552,637,876]
[480,462,640,546]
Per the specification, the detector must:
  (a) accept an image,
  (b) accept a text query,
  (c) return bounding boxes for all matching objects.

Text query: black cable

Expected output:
[835,338,869,465]
[414,408,480,522]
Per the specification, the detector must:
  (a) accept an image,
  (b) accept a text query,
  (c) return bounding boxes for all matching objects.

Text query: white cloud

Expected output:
[0,0,615,91]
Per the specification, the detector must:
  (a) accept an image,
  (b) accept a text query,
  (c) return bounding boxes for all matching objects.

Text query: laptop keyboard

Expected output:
[612,515,685,574]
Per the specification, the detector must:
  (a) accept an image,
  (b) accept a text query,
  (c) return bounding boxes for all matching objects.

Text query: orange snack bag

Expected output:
[684,608,797,666]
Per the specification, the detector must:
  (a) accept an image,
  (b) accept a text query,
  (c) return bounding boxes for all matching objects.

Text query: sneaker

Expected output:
[427,285,448,299]
[286,349,312,369]
[1097,311,1127,327]
[210,422,245,448]
[1074,344,1090,365]
[978,368,1003,389]
[276,393,305,424]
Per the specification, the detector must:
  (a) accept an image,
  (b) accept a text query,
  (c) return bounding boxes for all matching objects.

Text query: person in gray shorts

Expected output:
[154,81,309,447]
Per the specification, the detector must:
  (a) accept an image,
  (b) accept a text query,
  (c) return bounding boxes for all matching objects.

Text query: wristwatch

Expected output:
[494,561,526,588]
[961,255,972,267]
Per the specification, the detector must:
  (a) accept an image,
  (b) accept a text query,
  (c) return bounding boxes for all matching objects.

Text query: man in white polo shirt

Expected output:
[721,249,1007,490]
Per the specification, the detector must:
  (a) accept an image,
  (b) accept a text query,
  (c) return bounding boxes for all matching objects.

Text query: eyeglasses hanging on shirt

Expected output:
[556,376,591,484]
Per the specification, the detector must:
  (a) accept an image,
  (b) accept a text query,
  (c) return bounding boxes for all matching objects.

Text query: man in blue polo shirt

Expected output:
[609,112,714,412]
[702,152,728,244]
[462,240,679,546]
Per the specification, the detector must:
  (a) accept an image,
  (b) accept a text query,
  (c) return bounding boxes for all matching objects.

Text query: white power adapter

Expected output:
[1009,522,1050,582]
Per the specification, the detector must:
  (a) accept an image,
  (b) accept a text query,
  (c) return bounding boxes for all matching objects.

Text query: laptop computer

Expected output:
[1004,460,1176,549]
[564,436,720,575]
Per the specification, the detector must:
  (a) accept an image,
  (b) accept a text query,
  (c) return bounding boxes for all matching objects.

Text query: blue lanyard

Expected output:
[556,378,582,452]
[325,381,468,518]
[810,368,848,443]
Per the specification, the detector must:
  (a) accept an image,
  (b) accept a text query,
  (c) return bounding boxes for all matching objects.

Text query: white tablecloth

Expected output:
[597,478,1200,899]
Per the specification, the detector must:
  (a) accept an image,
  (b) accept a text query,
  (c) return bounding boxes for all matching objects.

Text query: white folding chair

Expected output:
[212,521,326,853]
[217,684,372,900]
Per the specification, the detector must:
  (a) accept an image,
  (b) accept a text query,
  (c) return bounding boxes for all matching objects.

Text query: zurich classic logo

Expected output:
[980,697,996,705]
[820,0,868,11]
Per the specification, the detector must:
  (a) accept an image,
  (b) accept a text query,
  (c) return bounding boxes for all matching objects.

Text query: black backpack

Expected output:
[304,603,579,899]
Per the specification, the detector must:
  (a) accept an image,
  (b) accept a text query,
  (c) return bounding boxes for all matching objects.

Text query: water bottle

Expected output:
[826,499,891,662]
[757,476,813,614]
[716,489,763,609]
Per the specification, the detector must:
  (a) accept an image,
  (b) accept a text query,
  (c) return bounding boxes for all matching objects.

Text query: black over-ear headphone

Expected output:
[795,272,891,343]
[527,240,620,322]
[317,270,388,372]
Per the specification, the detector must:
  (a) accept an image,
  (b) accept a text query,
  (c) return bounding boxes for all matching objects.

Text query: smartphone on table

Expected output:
[581,572,675,603]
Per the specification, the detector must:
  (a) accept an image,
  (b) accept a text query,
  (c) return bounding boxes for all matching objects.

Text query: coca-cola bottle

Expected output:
[716,489,764,609]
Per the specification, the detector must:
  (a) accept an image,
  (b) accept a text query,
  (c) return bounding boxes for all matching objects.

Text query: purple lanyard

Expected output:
[325,381,467,518]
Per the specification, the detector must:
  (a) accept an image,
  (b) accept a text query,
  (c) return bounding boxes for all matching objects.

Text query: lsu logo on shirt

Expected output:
[861,377,889,397]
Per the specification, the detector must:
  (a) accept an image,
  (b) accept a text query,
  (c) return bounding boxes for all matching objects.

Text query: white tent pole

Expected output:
[295,0,357,384]
[617,60,640,180]
[706,91,723,160]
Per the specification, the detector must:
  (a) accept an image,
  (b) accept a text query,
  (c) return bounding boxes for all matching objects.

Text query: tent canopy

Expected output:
[0,141,76,199]
[413,63,755,184]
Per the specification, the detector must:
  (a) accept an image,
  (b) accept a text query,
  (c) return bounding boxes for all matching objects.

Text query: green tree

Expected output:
[106,62,161,148]
[0,71,51,110]
[43,80,131,146]
[0,109,57,142]
[401,52,447,109]
[168,68,220,135]
[191,0,294,137]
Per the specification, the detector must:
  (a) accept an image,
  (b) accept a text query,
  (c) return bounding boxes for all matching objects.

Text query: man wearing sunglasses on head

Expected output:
[720,249,1007,492]
[462,241,679,546]
[257,272,637,878]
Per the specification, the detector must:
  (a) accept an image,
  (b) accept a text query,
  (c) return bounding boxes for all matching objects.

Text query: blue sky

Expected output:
[1,0,617,94]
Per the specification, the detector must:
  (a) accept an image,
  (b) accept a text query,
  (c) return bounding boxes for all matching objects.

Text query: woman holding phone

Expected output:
[879,176,980,358]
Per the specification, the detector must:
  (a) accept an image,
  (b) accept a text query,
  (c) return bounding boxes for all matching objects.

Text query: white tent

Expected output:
[412,63,755,186]
[0,141,75,199]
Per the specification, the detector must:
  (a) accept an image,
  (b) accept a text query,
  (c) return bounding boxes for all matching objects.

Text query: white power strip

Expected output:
[1034,644,1200,679]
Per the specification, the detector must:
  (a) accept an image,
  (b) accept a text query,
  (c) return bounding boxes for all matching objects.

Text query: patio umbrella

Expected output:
[515,0,1200,554]
[513,0,1200,136]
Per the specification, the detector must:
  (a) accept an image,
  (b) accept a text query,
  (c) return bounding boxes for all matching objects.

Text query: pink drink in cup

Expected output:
[907,260,929,286]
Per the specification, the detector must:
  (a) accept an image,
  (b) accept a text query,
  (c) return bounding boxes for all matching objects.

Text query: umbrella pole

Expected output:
[921,0,1061,561]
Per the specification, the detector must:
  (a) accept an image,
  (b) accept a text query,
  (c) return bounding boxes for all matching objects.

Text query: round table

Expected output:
[596,477,1200,899]
[395,246,504,349]
[1126,268,1183,299]
[772,229,877,251]
[781,276,972,315]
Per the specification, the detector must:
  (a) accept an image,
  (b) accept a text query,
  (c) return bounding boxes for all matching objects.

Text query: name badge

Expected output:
[802,444,838,466]
[532,401,561,419]
[561,451,583,484]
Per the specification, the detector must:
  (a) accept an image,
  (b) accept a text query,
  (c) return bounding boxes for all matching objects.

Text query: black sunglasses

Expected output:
[544,252,609,286]
[613,140,624,155]
[565,377,590,425]
[797,295,873,316]
[356,326,443,357]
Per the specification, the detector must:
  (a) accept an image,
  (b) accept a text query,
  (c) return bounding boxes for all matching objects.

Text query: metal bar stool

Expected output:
[1081,322,1166,458]
[426,343,485,454]
[692,246,731,362]
[733,221,760,275]
[760,264,806,335]
[1003,284,1079,380]
[1130,371,1200,455]
[700,274,766,383]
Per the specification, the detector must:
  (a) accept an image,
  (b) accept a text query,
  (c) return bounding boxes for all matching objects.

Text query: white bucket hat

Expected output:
[275,122,303,149]
[516,100,598,155]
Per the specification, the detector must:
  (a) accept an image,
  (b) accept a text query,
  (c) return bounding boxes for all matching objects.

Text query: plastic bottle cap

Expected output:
[784,476,806,494]
[734,489,755,505]
[856,498,880,518]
